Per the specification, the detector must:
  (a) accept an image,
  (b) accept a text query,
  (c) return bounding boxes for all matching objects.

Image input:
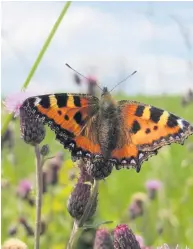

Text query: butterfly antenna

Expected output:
[65,63,103,91]
[109,70,137,92]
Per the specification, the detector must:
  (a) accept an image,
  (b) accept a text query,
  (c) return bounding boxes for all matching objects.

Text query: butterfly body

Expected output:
[97,88,121,159]
[21,87,193,179]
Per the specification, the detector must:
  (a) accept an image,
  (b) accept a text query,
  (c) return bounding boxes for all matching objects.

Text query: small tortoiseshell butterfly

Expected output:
[21,87,193,179]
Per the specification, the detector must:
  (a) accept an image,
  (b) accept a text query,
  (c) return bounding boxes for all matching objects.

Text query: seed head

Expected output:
[2,238,28,249]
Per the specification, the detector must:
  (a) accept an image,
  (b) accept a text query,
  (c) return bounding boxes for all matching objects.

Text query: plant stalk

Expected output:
[34,145,43,249]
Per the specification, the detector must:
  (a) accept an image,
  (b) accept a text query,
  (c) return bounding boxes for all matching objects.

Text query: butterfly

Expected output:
[21,87,193,179]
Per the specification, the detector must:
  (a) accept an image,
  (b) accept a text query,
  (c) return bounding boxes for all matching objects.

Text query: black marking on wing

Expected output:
[64,114,69,120]
[73,96,81,107]
[56,94,68,108]
[39,96,50,109]
[74,111,83,125]
[132,120,141,134]
[150,107,164,123]
[167,114,178,128]
[135,105,145,117]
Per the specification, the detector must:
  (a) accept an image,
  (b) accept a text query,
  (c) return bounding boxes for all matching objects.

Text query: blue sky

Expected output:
[1,1,193,96]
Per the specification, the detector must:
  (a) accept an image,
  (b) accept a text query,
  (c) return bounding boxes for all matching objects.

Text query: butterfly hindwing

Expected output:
[111,100,193,172]
[119,100,193,150]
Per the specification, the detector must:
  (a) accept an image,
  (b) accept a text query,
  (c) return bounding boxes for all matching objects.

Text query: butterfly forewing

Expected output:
[21,93,99,147]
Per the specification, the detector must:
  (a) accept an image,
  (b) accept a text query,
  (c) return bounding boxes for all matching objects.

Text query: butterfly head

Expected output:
[100,87,116,110]
[101,87,109,96]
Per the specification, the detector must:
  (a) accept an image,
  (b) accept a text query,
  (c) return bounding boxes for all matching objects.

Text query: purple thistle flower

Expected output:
[20,106,45,146]
[129,193,147,220]
[3,91,36,117]
[67,182,97,220]
[114,224,141,249]
[93,228,113,249]
[17,180,32,199]
[135,235,145,248]
[145,180,162,200]
[67,162,97,220]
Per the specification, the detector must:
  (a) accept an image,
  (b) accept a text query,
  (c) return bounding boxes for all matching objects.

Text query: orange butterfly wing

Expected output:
[21,93,101,156]
[111,100,193,172]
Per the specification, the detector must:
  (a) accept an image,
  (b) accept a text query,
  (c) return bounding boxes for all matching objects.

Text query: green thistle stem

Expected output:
[1,1,71,136]
[34,145,43,249]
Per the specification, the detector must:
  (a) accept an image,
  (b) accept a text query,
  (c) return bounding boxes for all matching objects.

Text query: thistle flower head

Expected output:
[114,224,141,249]
[145,180,162,199]
[145,180,162,190]
[135,235,145,248]
[129,192,147,219]
[94,228,113,249]
[4,91,35,117]
[87,75,97,85]
[17,179,32,199]
[20,107,45,146]
[67,182,97,220]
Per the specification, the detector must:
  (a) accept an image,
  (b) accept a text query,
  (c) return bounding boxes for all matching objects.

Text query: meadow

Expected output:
[1,94,193,249]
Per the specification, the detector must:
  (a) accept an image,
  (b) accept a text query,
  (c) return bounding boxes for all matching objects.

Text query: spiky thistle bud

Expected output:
[93,228,114,249]
[67,182,97,220]
[114,224,141,249]
[40,144,49,156]
[20,107,45,146]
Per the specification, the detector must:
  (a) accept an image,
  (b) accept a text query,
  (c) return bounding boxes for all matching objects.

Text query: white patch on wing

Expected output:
[34,97,41,106]
[177,119,184,129]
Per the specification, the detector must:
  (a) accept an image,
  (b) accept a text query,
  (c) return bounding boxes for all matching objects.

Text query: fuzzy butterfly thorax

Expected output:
[20,87,193,180]
[98,87,121,159]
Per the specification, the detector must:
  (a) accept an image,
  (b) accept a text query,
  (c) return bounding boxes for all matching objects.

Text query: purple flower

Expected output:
[114,224,141,249]
[67,182,97,220]
[146,180,162,190]
[135,235,145,248]
[129,193,147,220]
[17,180,32,199]
[145,180,162,200]
[3,91,36,117]
[93,228,113,249]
